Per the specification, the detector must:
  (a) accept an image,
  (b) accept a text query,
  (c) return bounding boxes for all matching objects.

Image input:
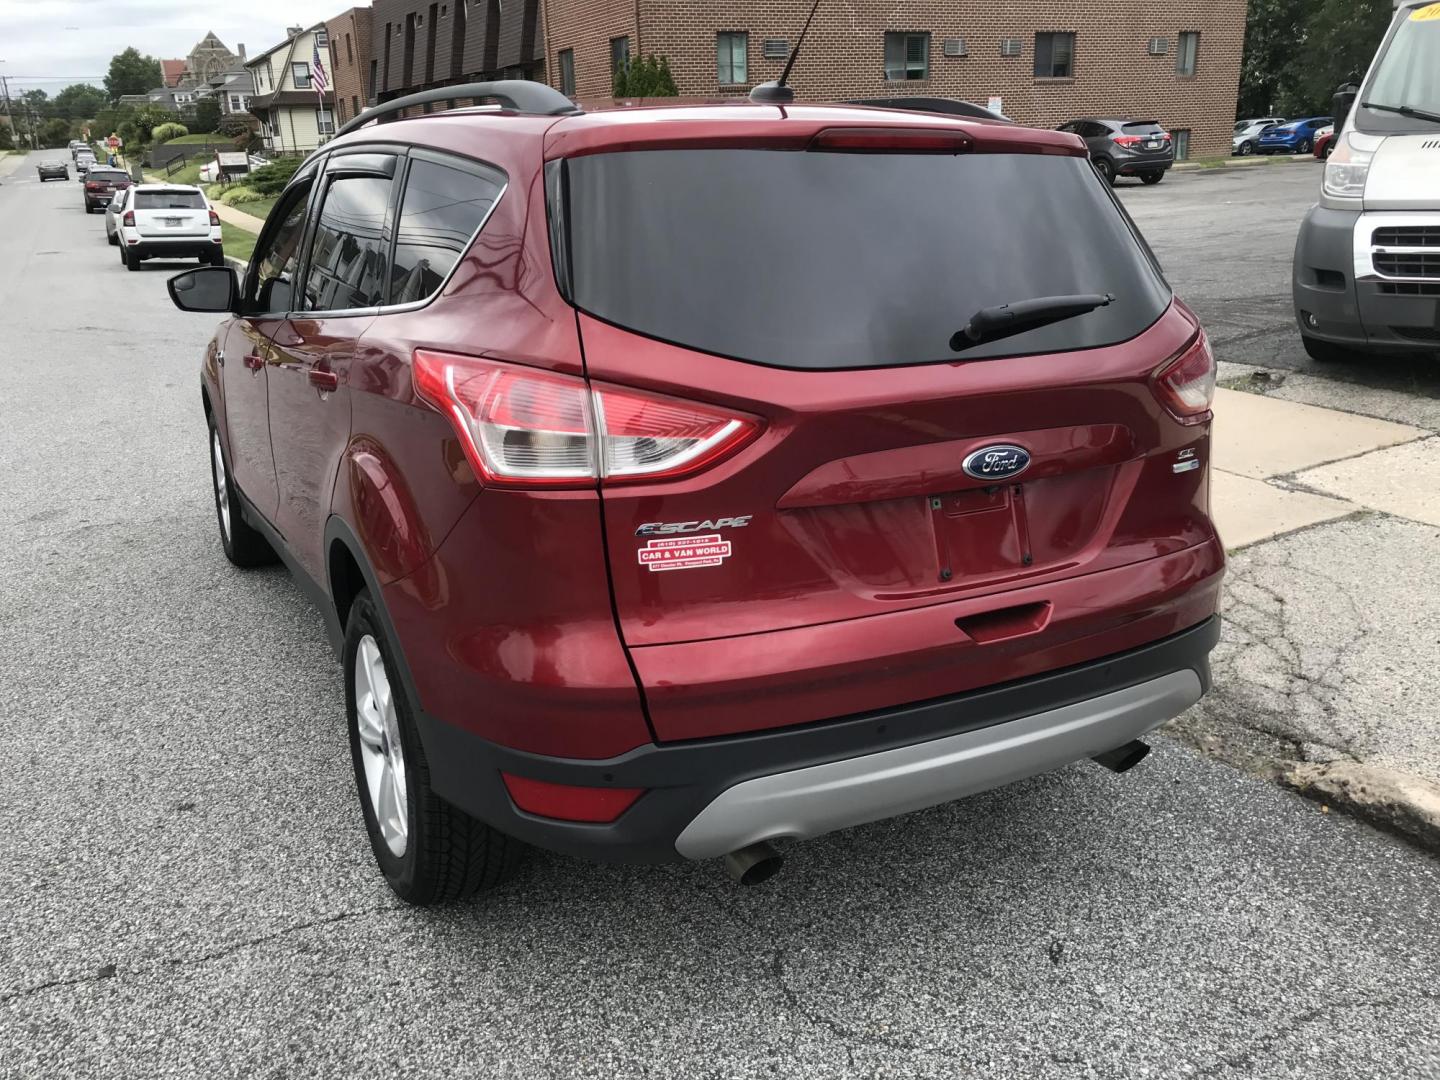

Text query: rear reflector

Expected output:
[810,128,973,153]
[412,350,760,488]
[500,773,644,823]
[1151,330,1216,424]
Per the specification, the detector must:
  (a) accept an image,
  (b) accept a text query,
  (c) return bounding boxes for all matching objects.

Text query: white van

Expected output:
[1292,0,1440,361]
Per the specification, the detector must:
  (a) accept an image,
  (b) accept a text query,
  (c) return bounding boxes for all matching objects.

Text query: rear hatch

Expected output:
[555,136,1214,740]
[1116,121,1173,159]
[134,188,209,237]
[86,169,128,196]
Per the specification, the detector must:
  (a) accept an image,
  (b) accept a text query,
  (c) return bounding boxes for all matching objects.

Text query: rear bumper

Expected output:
[127,238,222,258]
[416,615,1220,864]
[1115,156,1173,175]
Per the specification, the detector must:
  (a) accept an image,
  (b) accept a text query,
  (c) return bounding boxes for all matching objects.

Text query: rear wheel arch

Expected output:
[324,518,420,691]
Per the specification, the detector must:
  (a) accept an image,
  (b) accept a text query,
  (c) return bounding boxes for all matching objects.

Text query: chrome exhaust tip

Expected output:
[723,841,784,886]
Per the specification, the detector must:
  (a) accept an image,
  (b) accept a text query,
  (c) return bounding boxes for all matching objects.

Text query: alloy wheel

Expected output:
[211,429,231,540]
[354,634,409,858]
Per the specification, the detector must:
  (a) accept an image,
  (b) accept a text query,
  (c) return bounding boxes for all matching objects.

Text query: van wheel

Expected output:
[1141,172,1164,185]
[1301,335,1361,364]
[344,591,526,905]
[1094,158,1116,185]
[207,418,276,567]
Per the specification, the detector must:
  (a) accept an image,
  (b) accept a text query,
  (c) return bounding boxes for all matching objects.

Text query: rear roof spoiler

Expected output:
[334,80,580,139]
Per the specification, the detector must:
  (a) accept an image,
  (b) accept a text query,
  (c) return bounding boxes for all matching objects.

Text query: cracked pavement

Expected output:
[4,155,1440,1078]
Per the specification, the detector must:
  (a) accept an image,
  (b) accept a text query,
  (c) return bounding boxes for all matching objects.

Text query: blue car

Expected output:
[1256,117,1333,155]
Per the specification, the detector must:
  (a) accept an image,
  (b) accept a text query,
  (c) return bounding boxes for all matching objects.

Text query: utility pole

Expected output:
[0,71,12,150]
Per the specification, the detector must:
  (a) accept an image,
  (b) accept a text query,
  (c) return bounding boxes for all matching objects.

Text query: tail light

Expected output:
[1151,331,1216,425]
[810,128,973,153]
[209,209,220,225]
[85,181,101,191]
[500,773,644,823]
[122,210,135,226]
[1113,135,1143,147]
[412,350,761,488]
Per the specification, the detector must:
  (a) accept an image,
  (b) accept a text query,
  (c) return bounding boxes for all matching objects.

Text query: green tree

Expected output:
[1287,0,1393,115]
[38,117,73,148]
[1237,0,1311,118]
[194,97,221,133]
[613,54,678,98]
[104,48,164,101]
[52,83,108,121]
[0,124,14,151]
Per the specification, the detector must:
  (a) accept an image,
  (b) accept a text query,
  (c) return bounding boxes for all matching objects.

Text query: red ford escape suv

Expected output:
[168,81,1223,904]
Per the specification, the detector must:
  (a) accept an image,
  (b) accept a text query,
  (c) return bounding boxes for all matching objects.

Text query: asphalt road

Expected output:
[1116,160,1440,398]
[3,149,1439,1079]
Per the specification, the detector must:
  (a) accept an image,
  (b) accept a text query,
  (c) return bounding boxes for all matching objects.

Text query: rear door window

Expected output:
[560,148,1170,369]
[388,154,506,305]
[301,174,393,311]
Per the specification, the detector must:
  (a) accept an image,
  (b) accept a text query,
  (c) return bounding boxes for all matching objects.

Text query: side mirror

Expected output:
[168,266,238,314]
[1333,83,1359,132]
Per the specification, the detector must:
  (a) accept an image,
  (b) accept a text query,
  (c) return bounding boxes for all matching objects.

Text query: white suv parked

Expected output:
[111,184,224,271]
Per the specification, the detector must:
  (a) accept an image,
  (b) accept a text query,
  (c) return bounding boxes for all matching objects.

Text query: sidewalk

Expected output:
[209,199,266,234]
[1177,372,1440,850]
[0,151,30,180]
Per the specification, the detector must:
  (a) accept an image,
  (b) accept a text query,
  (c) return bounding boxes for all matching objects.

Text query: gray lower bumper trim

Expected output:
[674,670,1203,860]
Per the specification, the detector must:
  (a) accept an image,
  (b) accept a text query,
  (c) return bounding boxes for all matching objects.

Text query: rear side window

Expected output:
[388,156,505,305]
[135,191,205,209]
[561,149,1170,369]
[302,175,392,311]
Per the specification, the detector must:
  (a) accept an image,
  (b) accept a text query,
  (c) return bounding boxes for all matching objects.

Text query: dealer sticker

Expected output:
[637,534,733,572]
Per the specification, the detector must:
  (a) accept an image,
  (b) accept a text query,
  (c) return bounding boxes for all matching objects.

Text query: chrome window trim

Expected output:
[1353,211,1440,283]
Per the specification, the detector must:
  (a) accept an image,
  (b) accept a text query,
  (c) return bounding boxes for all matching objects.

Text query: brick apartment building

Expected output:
[367,0,544,106]
[540,0,1247,159]
[326,6,375,127]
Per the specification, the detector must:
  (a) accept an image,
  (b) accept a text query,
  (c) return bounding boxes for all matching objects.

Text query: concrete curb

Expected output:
[1282,761,1440,855]
[1173,155,1319,174]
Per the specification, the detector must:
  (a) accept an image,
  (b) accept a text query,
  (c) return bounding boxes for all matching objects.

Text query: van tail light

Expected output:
[209,209,220,225]
[122,210,135,226]
[1151,331,1216,425]
[412,350,760,488]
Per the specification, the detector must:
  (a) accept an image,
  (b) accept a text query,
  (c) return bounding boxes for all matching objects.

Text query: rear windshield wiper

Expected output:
[1360,101,1440,125]
[951,293,1114,352]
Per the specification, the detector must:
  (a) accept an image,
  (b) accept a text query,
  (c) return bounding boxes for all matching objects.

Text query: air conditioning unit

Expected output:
[762,39,789,60]
[943,37,967,58]
[1148,36,1170,56]
[1000,38,1023,57]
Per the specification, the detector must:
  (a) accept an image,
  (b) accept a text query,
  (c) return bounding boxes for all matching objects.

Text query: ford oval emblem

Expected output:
[962,444,1031,481]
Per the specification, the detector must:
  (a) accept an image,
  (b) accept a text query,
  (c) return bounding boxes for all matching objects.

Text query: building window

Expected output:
[610,36,630,74]
[317,107,335,134]
[559,49,576,96]
[370,58,379,97]
[1034,32,1075,78]
[315,29,328,47]
[1172,129,1192,160]
[292,61,312,88]
[883,32,930,81]
[717,32,748,85]
[1176,32,1199,76]
[346,33,354,65]
[352,94,361,118]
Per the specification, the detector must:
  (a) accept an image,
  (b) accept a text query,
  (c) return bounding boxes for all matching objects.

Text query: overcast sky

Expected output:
[0,0,342,95]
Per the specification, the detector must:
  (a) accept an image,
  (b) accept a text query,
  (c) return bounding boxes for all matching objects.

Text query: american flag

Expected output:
[311,39,329,100]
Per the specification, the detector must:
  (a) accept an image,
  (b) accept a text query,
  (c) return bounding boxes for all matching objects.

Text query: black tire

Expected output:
[344,590,525,905]
[1093,157,1116,185]
[206,415,276,567]
[1238,141,1254,156]
[1141,171,1164,185]
[1301,335,1362,364]
[207,249,225,267]
[107,229,118,247]
[124,248,140,271]
[1322,141,1336,160]
[1297,139,1312,155]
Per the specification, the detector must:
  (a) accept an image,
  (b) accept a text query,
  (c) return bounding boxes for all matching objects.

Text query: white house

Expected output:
[245,24,335,154]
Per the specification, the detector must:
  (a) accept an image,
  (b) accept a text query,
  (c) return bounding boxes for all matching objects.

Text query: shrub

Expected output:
[613,54,678,98]
[220,186,263,206]
[245,156,302,195]
[218,115,251,138]
[152,122,190,143]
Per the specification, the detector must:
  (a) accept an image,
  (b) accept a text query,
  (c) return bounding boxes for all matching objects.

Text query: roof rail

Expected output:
[334,80,580,138]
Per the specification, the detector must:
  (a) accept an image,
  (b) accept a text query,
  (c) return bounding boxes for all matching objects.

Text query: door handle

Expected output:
[243,353,264,372]
[309,369,339,392]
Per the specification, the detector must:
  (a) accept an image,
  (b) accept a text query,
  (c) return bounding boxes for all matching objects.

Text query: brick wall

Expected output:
[369,0,544,101]
[542,0,1246,159]
[326,7,374,125]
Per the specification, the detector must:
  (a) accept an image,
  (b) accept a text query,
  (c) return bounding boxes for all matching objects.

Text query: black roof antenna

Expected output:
[750,0,822,105]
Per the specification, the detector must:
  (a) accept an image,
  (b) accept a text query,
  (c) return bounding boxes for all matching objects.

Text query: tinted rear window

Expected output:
[136,191,205,209]
[561,149,1170,369]
[1121,122,1165,134]
[89,171,128,182]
